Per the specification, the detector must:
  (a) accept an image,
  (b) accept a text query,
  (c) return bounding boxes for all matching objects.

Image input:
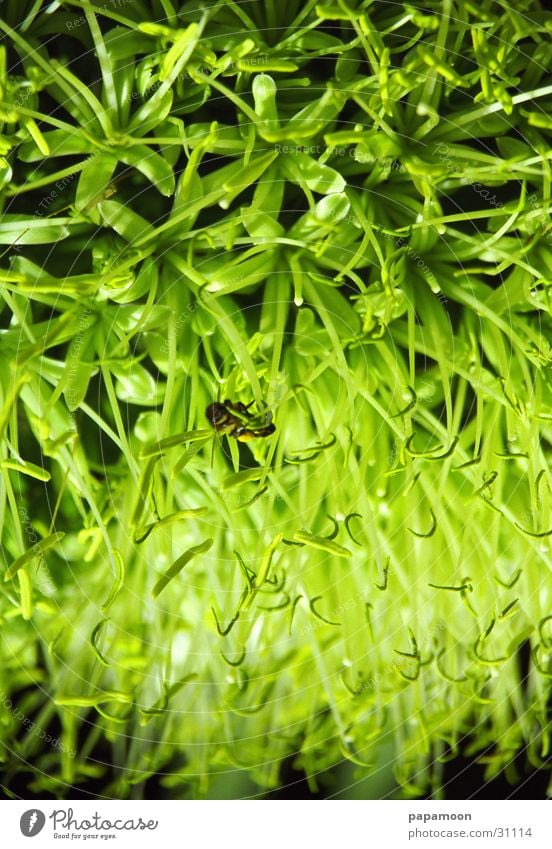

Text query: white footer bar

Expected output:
[4,800,550,849]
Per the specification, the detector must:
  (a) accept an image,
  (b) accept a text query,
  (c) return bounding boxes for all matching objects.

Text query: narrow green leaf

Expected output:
[19,568,33,621]
[100,549,125,613]
[117,146,175,196]
[75,154,117,212]
[1,459,51,481]
[55,690,133,707]
[128,88,174,135]
[152,538,213,598]
[281,152,346,194]
[63,326,97,411]
[5,533,65,581]
[141,429,211,458]
[0,216,71,244]
[112,362,165,405]
[89,619,111,667]
[222,468,269,489]
[98,199,153,242]
[220,150,278,209]
[134,509,208,544]
[171,438,211,477]
[309,595,341,625]
[293,532,351,558]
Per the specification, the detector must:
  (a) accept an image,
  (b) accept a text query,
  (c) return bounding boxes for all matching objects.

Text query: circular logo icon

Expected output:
[20,810,46,837]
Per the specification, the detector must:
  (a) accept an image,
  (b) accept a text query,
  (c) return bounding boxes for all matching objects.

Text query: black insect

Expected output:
[205,399,275,442]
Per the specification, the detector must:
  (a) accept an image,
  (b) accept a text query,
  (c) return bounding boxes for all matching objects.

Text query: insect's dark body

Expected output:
[205,399,275,441]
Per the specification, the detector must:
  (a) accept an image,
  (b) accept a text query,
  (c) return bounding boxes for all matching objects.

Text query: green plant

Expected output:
[1,0,551,799]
